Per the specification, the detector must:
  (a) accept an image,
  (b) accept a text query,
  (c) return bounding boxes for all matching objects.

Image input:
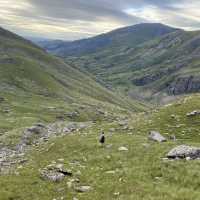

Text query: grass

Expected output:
[0,95,200,200]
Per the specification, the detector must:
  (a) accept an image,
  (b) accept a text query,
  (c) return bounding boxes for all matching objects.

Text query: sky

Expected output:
[0,0,200,40]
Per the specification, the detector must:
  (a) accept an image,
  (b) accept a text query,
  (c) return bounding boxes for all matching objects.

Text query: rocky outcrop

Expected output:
[167,145,200,159]
[168,76,200,95]
[0,121,92,174]
[133,72,165,86]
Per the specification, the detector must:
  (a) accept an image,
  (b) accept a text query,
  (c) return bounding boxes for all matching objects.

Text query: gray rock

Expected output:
[186,110,200,117]
[167,145,200,159]
[75,186,92,193]
[41,170,65,182]
[148,131,167,142]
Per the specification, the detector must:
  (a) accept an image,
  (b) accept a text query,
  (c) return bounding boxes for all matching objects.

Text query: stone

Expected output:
[75,186,92,193]
[40,164,72,182]
[167,145,200,159]
[114,192,120,196]
[55,164,64,170]
[118,146,128,151]
[148,131,167,142]
[41,170,65,182]
[57,158,64,162]
[118,121,128,126]
[105,170,115,174]
[186,110,200,117]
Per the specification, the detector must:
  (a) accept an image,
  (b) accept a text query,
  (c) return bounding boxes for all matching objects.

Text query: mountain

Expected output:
[0,26,147,146]
[38,23,178,57]
[1,25,200,200]
[45,23,200,104]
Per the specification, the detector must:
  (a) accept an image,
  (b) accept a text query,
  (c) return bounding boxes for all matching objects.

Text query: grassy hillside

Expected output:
[0,27,147,147]
[0,94,200,200]
[64,28,200,104]
[38,23,177,57]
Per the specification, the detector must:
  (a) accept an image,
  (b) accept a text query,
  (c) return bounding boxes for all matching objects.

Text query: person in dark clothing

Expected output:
[99,131,105,146]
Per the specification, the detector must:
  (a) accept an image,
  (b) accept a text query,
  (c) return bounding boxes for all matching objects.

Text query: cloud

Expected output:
[0,0,200,40]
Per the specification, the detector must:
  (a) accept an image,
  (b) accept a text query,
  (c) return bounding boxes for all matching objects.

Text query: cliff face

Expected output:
[168,76,200,95]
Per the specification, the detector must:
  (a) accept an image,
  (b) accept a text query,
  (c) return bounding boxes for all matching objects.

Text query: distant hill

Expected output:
[42,23,200,104]
[0,27,146,126]
[38,23,178,57]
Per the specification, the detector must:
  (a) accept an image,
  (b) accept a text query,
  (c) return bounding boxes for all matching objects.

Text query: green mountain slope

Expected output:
[0,27,146,146]
[39,23,177,57]
[61,26,200,104]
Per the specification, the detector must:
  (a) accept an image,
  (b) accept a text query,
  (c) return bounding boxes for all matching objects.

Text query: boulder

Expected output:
[167,145,200,159]
[186,110,200,117]
[148,131,167,142]
[41,170,65,182]
[40,164,72,182]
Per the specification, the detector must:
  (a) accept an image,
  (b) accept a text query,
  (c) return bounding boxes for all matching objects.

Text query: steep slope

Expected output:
[0,27,147,147]
[38,23,177,57]
[61,27,200,104]
[0,26,145,108]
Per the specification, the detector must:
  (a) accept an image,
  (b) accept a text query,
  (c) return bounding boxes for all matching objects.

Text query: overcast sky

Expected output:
[1,0,200,40]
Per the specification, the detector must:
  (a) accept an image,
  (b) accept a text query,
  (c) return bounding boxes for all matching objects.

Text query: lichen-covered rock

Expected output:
[148,131,167,142]
[40,170,65,182]
[167,145,200,159]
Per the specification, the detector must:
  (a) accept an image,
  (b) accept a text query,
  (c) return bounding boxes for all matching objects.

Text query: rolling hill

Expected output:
[40,23,200,104]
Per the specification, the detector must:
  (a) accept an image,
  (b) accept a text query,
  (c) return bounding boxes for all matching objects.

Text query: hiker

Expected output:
[99,131,105,146]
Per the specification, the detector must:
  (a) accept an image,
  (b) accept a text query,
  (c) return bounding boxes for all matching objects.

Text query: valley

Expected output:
[0,23,200,200]
[40,24,200,104]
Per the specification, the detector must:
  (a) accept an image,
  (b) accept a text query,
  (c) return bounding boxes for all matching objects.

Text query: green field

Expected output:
[0,95,200,200]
